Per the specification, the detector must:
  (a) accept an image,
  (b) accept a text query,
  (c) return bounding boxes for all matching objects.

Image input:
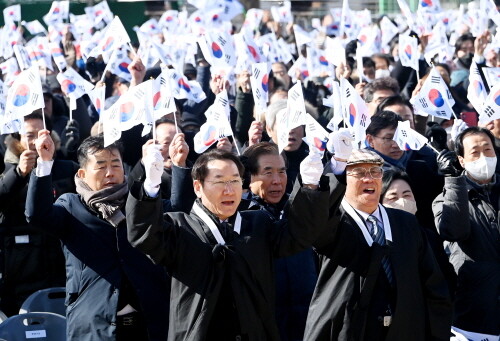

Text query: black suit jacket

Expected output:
[303,174,452,341]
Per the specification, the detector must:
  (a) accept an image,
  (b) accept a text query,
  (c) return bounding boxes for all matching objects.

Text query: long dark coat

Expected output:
[126,176,336,341]
[303,174,452,341]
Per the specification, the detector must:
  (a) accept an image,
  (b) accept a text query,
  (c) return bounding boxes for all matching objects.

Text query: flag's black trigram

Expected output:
[484,105,495,119]
[31,93,39,106]
[431,76,441,84]
[253,68,260,79]
[419,98,428,108]
[359,113,368,128]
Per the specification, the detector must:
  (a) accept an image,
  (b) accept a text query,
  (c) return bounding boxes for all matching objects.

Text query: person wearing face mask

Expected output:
[434,126,500,340]
[372,53,393,79]
[450,32,490,96]
[380,170,456,298]
[380,171,418,214]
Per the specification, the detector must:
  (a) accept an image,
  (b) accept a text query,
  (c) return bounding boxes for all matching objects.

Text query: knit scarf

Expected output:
[75,174,128,227]
[365,146,412,171]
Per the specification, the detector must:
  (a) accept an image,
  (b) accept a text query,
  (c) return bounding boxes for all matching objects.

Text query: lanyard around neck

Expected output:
[192,202,241,245]
[341,200,393,246]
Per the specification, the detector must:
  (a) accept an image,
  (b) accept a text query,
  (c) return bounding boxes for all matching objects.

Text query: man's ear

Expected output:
[366,134,375,148]
[77,168,86,180]
[193,179,202,198]
[458,155,465,169]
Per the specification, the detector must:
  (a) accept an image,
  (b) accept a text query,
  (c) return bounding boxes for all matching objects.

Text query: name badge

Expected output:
[15,235,29,244]
[26,330,46,338]
[383,316,392,327]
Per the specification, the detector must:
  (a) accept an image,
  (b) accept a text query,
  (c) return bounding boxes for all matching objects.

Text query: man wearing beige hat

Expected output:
[303,129,452,341]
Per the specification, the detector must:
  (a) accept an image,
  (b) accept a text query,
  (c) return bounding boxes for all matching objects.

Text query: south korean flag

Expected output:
[479,81,500,124]
[410,67,455,119]
[5,65,44,118]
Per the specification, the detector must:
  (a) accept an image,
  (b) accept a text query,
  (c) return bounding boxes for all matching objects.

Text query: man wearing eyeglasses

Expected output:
[366,110,443,237]
[126,137,334,341]
[304,132,451,341]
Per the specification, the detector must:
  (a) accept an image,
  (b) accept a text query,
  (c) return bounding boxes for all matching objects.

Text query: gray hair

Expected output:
[265,99,287,132]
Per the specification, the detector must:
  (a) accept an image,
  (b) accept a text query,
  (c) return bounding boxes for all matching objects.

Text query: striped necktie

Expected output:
[366,215,395,286]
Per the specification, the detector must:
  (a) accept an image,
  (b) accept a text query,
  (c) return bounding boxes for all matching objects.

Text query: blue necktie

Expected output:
[366,215,395,286]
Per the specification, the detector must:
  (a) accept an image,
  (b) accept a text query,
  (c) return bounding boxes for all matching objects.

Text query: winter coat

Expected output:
[304,173,452,341]
[433,175,500,336]
[24,165,196,340]
[126,176,334,341]
[239,193,317,341]
[0,138,77,316]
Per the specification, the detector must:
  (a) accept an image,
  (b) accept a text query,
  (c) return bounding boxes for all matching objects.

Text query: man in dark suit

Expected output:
[304,141,452,341]
[126,143,335,340]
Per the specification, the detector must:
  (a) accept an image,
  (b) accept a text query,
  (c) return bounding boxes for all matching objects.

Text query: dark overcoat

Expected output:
[304,174,452,341]
[126,176,336,341]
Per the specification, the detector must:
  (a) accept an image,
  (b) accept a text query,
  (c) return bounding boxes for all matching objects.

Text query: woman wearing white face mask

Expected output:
[381,169,457,298]
[434,126,500,340]
[380,171,418,215]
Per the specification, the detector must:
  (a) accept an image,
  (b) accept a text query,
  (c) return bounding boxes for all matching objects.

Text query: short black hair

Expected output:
[77,135,124,168]
[191,149,244,183]
[380,169,413,202]
[363,77,400,103]
[371,53,392,68]
[25,111,53,132]
[376,95,414,115]
[242,142,288,176]
[434,63,451,76]
[455,126,496,157]
[366,110,403,136]
[155,116,182,131]
[362,57,375,69]
[455,34,475,54]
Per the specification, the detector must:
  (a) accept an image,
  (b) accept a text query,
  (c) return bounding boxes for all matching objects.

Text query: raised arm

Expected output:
[432,176,471,241]
[126,138,182,268]
[25,129,69,237]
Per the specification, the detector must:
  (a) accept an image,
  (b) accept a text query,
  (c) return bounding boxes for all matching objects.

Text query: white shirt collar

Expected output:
[352,206,382,225]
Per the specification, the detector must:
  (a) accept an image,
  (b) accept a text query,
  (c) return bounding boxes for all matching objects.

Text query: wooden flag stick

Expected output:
[41,107,47,130]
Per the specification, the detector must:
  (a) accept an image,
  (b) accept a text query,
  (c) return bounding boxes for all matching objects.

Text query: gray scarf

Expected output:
[75,175,128,227]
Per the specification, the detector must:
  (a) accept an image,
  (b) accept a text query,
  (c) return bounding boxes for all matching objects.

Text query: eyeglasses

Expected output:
[346,166,384,179]
[205,178,243,189]
[372,135,397,146]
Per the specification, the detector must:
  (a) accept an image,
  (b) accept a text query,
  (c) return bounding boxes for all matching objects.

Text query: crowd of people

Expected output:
[0,0,499,340]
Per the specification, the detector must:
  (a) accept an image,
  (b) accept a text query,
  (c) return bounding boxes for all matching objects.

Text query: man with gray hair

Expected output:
[264,99,309,193]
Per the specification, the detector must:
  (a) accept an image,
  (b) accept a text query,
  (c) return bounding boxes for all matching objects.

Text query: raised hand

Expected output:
[128,57,146,87]
[143,143,164,189]
[237,70,251,93]
[300,153,323,187]
[327,128,355,161]
[216,137,233,153]
[17,150,37,177]
[437,150,462,177]
[450,119,468,144]
[248,121,263,146]
[169,133,189,167]
[35,130,55,162]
